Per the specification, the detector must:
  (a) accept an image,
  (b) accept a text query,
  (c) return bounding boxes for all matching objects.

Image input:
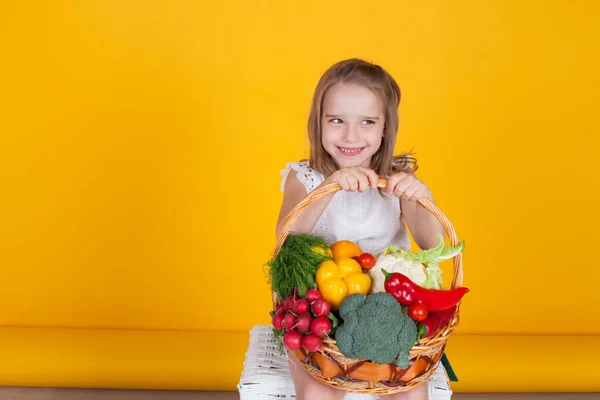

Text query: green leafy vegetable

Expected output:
[416,233,465,264]
[271,328,286,354]
[265,233,332,299]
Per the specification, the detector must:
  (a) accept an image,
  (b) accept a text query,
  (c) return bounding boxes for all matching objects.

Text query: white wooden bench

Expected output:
[238,325,453,400]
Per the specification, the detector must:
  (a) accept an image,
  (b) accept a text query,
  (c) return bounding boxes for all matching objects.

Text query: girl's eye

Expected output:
[362,120,375,125]
[330,118,343,124]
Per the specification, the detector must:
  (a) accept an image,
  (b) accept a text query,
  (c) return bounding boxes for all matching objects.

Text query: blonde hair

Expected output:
[307,58,417,178]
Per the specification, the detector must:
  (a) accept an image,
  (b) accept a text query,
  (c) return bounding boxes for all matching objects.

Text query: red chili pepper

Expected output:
[416,305,457,341]
[381,270,469,312]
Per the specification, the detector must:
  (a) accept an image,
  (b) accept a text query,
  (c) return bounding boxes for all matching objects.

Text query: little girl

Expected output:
[276,59,446,400]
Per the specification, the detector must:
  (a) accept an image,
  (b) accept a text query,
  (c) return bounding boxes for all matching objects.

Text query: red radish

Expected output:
[310,316,332,337]
[275,305,284,316]
[305,288,322,303]
[283,296,295,312]
[282,331,302,351]
[293,299,309,314]
[282,312,296,331]
[296,313,313,333]
[272,313,284,330]
[311,299,331,317]
[301,333,322,352]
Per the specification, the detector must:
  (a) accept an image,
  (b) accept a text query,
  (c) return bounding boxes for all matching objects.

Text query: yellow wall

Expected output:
[1,1,599,338]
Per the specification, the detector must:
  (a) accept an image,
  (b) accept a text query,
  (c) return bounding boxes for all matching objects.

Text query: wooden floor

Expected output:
[0,388,597,400]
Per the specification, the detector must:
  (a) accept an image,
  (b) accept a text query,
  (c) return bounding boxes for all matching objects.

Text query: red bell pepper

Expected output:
[416,305,457,341]
[382,269,469,312]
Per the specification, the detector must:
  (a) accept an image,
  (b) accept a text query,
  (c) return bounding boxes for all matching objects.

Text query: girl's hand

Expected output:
[324,166,379,192]
[387,172,432,201]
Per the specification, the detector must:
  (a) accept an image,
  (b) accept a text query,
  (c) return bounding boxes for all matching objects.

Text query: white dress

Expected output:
[280,161,410,255]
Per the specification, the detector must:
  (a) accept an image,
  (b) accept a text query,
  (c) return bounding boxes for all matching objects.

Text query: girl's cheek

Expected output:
[366,128,383,140]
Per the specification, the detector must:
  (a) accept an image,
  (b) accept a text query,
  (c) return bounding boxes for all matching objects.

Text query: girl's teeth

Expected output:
[340,147,363,154]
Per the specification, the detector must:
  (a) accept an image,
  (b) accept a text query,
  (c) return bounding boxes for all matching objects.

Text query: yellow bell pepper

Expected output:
[311,245,333,257]
[315,257,372,310]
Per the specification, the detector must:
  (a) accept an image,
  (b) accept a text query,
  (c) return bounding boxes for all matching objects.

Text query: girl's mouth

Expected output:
[337,146,365,156]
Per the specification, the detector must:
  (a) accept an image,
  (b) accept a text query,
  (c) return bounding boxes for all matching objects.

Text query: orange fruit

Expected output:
[330,240,362,259]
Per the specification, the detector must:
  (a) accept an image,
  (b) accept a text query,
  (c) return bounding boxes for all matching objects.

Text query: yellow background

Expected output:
[1,0,600,392]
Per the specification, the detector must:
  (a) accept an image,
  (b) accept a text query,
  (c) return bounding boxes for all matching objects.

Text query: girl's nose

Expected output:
[342,125,359,143]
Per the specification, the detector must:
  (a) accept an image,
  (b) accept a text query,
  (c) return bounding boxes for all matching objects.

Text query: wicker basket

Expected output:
[272,178,464,395]
[237,325,453,400]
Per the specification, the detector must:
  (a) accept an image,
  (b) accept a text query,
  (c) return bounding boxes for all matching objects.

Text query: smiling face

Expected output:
[320,82,385,169]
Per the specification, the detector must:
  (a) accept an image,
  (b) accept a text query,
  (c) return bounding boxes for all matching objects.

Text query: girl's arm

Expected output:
[387,172,446,250]
[401,197,446,250]
[275,171,334,237]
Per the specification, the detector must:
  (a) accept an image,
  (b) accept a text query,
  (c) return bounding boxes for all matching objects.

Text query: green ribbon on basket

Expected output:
[441,352,458,382]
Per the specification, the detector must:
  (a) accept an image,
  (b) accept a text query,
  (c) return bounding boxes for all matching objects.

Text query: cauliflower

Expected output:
[369,255,427,293]
[368,234,465,292]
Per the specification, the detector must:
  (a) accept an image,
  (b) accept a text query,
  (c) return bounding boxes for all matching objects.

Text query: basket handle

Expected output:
[274,178,464,289]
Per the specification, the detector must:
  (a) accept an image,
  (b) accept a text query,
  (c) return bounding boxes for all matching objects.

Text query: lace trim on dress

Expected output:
[280,161,319,193]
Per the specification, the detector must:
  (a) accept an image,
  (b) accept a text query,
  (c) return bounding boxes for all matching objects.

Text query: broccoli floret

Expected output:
[396,318,417,367]
[338,292,367,320]
[335,292,417,367]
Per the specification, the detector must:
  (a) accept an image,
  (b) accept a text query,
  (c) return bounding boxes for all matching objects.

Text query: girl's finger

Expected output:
[403,183,420,201]
[358,175,370,192]
[358,167,379,189]
[346,173,359,192]
[390,172,410,194]
[340,175,350,191]
[357,171,371,192]
[368,170,380,189]
[410,186,432,201]
[347,169,362,191]
[393,176,411,198]
[387,174,401,194]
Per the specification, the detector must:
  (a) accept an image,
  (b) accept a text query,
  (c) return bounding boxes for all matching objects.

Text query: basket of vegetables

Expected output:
[266,178,468,395]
